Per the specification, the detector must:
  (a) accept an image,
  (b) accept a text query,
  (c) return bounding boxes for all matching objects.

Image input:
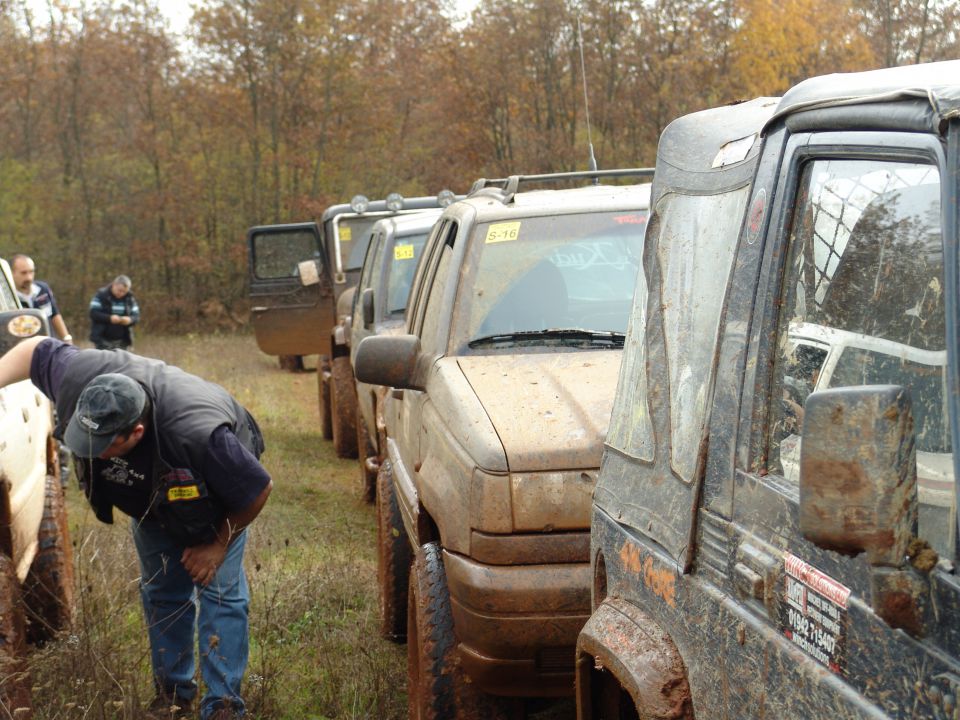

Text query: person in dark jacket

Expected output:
[89,275,140,350]
[0,337,272,720]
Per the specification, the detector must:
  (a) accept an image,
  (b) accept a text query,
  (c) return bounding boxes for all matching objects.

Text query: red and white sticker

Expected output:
[780,552,849,675]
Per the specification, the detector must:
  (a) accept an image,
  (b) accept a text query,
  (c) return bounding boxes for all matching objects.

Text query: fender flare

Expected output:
[576,596,693,720]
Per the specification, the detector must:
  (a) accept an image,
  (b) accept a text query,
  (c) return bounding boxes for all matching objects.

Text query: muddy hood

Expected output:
[457,351,622,473]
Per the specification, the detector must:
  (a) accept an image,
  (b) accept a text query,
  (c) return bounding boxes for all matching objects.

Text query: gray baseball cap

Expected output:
[64,373,147,458]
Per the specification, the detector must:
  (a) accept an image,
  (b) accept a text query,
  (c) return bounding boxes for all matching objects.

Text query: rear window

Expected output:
[252,230,319,280]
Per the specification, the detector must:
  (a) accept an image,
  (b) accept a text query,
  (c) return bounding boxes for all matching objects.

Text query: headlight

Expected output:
[437,189,456,207]
[350,194,370,213]
[386,192,404,212]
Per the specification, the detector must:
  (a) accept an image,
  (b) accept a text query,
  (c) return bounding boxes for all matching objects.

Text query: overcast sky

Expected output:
[23,0,480,36]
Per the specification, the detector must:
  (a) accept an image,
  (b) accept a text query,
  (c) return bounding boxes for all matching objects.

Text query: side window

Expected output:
[407,221,447,323]
[418,225,458,355]
[768,158,953,555]
[354,232,382,318]
[0,272,17,310]
[357,232,381,293]
[252,230,319,280]
[368,234,387,298]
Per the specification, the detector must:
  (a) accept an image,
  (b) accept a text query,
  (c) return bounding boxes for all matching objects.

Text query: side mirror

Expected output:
[799,385,917,567]
[354,334,423,390]
[297,259,320,287]
[0,309,50,356]
[362,288,375,328]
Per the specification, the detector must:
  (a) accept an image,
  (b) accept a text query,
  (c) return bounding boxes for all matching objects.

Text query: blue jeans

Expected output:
[132,519,249,718]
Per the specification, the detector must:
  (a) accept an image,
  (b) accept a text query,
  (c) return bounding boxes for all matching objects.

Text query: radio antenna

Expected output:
[577,16,598,174]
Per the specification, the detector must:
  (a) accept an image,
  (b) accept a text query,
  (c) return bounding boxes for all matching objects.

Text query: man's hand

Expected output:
[110,314,121,324]
[181,541,228,586]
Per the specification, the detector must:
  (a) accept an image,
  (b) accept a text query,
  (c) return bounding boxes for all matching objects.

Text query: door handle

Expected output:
[251,306,268,313]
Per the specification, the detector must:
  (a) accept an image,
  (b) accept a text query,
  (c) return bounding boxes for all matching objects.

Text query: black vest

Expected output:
[56,349,265,545]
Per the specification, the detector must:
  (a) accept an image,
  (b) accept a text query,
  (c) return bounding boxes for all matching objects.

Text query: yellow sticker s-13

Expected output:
[485,222,521,244]
[394,244,415,260]
[339,225,352,242]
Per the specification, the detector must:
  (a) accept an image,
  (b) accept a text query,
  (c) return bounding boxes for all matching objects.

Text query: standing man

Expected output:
[0,336,272,720]
[90,275,140,350]
[10,254,73,343]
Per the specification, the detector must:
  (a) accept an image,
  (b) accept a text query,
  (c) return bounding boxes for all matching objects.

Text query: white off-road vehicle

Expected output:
[0,258,74,711]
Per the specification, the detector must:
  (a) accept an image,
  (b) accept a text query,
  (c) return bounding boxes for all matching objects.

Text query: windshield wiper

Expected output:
[468,328,625,349]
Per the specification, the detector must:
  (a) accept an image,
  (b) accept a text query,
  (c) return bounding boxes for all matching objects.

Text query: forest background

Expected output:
[0,0,957,334]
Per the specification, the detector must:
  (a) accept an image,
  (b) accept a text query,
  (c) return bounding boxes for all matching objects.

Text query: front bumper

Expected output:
[442,549,591,697]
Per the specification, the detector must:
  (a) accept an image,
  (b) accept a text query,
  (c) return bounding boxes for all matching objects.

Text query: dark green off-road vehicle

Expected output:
[576,62,960,719]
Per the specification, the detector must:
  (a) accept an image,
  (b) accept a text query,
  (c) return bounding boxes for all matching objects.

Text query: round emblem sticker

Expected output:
[8,314,42,338]
[747,188,766,245]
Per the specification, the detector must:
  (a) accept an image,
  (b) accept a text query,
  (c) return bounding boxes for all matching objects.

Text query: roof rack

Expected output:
[468,168,655,203]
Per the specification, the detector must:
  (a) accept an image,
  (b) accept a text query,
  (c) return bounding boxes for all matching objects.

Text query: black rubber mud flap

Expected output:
[330,356,358,458]
[377,462,411,642]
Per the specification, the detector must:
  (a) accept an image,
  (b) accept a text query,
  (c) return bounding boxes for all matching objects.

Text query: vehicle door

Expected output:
[352,228,385,432]
[386,220,460,527]
[246,222,333,357]
[728,130,959,716]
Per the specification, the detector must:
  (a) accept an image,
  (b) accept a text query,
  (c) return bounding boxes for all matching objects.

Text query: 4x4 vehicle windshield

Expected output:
[456,211,645,350]
[379,230,431,317]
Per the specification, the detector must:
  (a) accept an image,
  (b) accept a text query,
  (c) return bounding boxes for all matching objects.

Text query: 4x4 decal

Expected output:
[619,541,677,609]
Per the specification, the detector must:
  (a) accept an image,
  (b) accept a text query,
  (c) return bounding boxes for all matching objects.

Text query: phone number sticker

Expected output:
[394,244,415,260]
[485,222,521,244]
[779,553,850,676]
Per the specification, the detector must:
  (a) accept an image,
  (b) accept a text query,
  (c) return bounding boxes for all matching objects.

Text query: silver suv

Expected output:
[354,169,652,715]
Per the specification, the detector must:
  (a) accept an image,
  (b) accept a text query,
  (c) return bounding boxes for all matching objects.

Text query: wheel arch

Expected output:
[576,597,694,720]
[415,505,441,547]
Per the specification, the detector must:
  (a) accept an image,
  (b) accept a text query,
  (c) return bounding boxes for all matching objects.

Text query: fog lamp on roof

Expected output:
[350,195,370,213]
[8,314,42,338]
[386,192,405,212]
[437,189,456,207]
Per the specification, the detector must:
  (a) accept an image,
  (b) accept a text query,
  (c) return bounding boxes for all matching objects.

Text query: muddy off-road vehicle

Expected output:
[0,258,74,710]
[575,62,960,719]
[354,169,652,715]
[349,209,443,502]
[245,192,456,456]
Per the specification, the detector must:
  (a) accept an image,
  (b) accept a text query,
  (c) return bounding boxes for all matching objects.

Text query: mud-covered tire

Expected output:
[407,542,457,720]
[330,356,358,459]
[0,554,31,712]
[357,405,378,504]
[318,362,333,441]
[278,354,304,371]
[377,463,410,642]
[24,474,75,644]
